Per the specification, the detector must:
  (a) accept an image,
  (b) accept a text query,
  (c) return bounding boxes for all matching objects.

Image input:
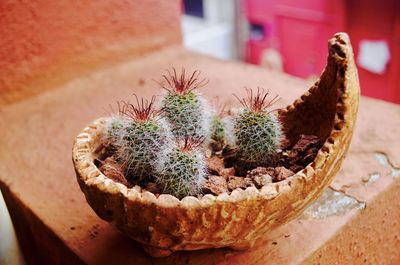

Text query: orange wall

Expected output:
[0,0,182,105]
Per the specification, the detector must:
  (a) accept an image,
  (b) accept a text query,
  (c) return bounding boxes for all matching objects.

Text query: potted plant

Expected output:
[72,33,359,257]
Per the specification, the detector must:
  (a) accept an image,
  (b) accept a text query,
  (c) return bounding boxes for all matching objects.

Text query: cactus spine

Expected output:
[155,137,207,199]
[233,88,281,167]
[160,69,212,140]
[107,96,171,181]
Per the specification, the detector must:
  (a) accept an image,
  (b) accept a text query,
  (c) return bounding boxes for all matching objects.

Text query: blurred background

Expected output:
[182,0,400,104]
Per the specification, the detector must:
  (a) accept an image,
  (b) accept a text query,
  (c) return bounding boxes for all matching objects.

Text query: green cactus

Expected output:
[210,116,225,144]
[107,97,171,182]
[233,88,281,167]
[155,138,207,199]
[160,69,212,140]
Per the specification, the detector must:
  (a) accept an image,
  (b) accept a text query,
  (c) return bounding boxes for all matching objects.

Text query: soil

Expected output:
[98,134,323,197]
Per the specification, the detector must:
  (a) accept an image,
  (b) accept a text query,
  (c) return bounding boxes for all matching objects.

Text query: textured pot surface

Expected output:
[72,33,360,257]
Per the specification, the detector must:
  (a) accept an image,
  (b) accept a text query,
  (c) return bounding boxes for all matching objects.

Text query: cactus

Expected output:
[107,96,171,182]
[155,137,207,198]
[232,88,282,167]
[209,104,233,151]
[210,116,225,145]
[160,68,213,141]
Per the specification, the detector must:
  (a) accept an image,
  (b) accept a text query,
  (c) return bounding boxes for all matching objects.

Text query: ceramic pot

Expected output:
[72,33,359,257]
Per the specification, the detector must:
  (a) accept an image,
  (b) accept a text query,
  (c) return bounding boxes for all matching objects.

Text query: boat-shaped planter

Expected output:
[72,32,360,257]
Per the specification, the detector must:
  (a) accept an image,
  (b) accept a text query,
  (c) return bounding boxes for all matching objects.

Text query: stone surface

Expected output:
[0,46,400,264]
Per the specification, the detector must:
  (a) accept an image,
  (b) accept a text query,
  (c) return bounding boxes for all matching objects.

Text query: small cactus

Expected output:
[107,96,171,181]
[232,88,281,167]
[155,137,207,198]
[209,104,233,151]
[210,116,225,145]
[160,68,213,141]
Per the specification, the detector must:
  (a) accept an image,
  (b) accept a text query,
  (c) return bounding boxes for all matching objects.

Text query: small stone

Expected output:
[220,167,235,179]
[252,174,273,188]
[289,164,304,173]
[209,139,224,152]
[280,134,323,172]
[99,157,128,186]
[246,167,275,178]
[274,166,294,182]
[207,156,225,175]
[227,176,254,191]
[222,145,238,168]
[145,182,160,194]
[203,175,228,195]
[280,136,291,150]
[292,135,322,153]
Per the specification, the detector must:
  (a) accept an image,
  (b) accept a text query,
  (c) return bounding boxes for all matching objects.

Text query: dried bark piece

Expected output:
[203,175,228,195]
[99,157,128,186]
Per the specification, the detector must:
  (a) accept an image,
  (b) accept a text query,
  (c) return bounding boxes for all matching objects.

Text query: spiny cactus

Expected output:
[155,137,207,199]
[160,68,213,141]
[210,116,225,145]
[107,96,171,181]
[232,88,281,167]
[209,104,233,151]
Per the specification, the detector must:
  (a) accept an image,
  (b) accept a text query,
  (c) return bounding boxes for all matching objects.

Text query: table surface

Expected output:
[1,46,400,265]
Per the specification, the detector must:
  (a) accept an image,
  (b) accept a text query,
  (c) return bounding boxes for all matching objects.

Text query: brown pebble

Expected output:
[292,135,322,153]
[209,139,224,152]
[252,174,273,188]
[220,167,235,179]
[207,156,225,175]
[247,167,275,178]
[274,167,294,182]
[280,136,291,150]
[227,176,254,191]
[99,157,128,186]
[289,164,304,173]
[203,175,228,195]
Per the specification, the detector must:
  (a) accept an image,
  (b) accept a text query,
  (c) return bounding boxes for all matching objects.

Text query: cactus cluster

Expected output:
[160,69,212,141]
[232,88,281,167]
[155,137,207,198]
[107,96,171,181]
[105,69,282,198]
